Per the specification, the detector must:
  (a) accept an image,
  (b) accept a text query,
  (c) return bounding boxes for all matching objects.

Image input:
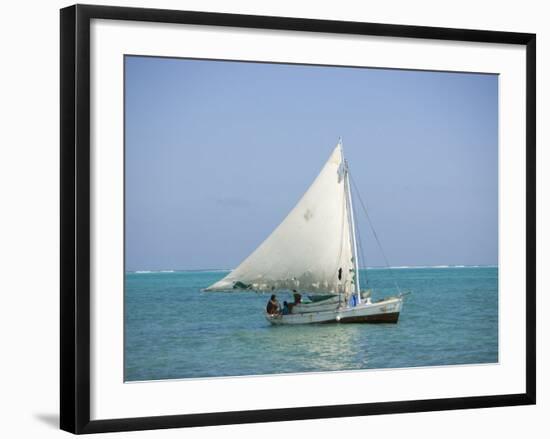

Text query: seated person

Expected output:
[266,294,280,315]
[287,290,302,313]
[282,301,290,315]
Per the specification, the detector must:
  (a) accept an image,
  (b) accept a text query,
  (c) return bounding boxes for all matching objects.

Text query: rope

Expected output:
[353,192,368,288]
[349,172,401,295]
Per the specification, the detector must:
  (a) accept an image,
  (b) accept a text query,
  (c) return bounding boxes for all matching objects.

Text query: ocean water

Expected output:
[124,267,498,381]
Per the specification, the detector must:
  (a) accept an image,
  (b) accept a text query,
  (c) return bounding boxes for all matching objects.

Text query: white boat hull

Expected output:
[266,296,403,325]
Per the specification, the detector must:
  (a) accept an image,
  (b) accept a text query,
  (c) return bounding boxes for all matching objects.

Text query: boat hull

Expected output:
[266,296,403,325]
[330,311,400,324]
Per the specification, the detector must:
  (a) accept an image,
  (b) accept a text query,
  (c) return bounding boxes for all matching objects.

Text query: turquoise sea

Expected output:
[124,267,498,381]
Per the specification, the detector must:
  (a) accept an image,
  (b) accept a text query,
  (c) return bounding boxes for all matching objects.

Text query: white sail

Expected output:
[205,141,357,296]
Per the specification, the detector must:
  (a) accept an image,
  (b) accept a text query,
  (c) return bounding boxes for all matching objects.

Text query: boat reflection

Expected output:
[262,324,368,373]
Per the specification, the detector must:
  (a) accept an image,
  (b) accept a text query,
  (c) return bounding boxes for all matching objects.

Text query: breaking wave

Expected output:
[365,265,496,270]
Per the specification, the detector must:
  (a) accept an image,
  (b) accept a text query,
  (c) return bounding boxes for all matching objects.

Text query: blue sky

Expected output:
[125,56,498,271]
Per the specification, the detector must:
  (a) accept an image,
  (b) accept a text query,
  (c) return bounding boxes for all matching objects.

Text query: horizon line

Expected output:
[126,264,499,273]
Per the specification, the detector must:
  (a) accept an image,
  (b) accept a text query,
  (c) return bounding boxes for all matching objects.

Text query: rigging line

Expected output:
[352,191,368,287]
[345,170,361,297]
[356,223,367,283]
[349,172,401,295]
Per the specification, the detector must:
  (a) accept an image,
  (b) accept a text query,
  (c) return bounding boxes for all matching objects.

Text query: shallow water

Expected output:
[124,267,498,381]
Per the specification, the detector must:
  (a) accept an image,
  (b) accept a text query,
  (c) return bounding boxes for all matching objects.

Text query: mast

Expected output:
[340,139,361,303]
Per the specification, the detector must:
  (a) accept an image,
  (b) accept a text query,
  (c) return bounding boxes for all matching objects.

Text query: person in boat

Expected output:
[282,301,290,315]
[287,290,302,313]
[266,294,280,315]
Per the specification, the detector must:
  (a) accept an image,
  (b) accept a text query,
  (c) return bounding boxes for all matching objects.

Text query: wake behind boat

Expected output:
[205,139,408,325]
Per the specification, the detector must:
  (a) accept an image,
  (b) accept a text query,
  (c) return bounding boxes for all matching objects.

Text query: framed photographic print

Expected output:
[60,4,536,434]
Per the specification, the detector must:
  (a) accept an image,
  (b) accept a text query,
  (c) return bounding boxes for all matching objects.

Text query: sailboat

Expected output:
[205,139,406,325]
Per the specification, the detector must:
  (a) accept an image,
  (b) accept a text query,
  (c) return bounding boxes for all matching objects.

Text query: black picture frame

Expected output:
[60,4,536,434]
